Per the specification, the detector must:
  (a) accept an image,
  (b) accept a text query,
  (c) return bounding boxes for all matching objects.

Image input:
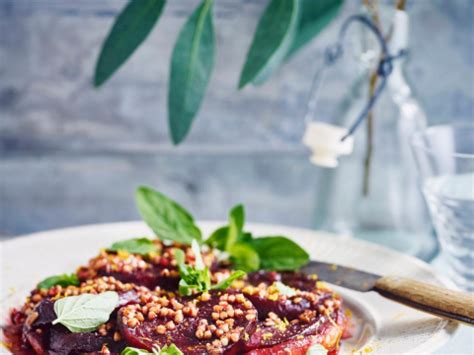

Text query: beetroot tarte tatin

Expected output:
[3,187,348,354]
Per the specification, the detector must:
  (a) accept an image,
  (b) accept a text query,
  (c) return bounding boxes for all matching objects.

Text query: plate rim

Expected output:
[1,220,460,354]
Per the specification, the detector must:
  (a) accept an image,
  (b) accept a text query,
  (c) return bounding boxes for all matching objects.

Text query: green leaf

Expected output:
[108,238,158,255]
[136,186,202,244]
[205,226,228,250]
[238,0,300,88]
[212,270,246,290]
[52,291,119,333]
[178,266,211,296]
[37,273,79,290]
[250,236,309,270]
[226,204,245,250]
[228,242,260,272]
[121,347,156,355]
[158,345,183,355]
[287,0,344,58]
[121,344,183,355]
[205,205,249,251]
[168,0,215,144]
[274,281,297,297]
[94,0,166,87]
[175,243,211,296]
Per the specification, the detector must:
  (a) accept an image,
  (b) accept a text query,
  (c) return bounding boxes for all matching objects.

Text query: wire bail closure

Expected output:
[305,15,408,141]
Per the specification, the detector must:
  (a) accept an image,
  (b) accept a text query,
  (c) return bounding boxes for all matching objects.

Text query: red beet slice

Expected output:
[247,271,319,293]
[244,309,345,353]
[118,291,257,354]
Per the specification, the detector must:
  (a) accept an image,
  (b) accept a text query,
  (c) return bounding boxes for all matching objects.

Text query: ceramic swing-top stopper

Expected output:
[302,122,354,168]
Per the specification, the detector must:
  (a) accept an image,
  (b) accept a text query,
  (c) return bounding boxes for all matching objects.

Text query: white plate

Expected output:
[0,221,458,354]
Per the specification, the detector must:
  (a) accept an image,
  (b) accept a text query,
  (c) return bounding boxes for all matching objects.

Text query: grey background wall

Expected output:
[1,0,473,237]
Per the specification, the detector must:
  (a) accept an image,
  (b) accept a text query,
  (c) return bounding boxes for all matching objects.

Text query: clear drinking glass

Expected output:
[411,123,474,291]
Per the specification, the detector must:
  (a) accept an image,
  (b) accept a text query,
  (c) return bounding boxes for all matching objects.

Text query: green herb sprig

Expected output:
[93,0,344,144]
[121,344,183,355]
[175,240,245,296]
[134,186,309,272]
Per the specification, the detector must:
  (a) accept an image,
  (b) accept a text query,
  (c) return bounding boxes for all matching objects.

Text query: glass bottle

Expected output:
[312,6,438,260]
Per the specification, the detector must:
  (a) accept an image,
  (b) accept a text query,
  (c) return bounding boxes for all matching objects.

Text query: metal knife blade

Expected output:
[301,260,381,292]
[301,260,474,325]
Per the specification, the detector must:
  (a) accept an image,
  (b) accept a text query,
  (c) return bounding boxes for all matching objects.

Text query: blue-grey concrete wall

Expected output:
[1,0,473,236]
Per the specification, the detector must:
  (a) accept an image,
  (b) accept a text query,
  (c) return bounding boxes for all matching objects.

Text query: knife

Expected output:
[301,261,474,326]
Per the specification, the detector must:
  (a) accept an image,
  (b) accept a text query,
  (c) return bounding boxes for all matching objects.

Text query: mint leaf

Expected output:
[94,0,166,87]
[238,0,300,88]
[274,281,297,297]
[175,242,246,295]
[108,238,157,255]
[136,186,202,244]
[52,291,119,333]
[121,344,183,355]
[179,266,211,296]
[37,273,79,290]
[168,0,215,144]
[175,243,211,296]
[228,242,260,272]
[212,270,246,290]
[250,236,309,270]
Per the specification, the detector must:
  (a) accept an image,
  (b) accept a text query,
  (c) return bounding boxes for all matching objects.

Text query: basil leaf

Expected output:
[121,344,183,355]
[238,0,300,88]
[37,273,79,290]
[94,0,166,87]
[108,238,157,255]
[274,281,297,297]
[168,0,215,144]
[250,236,309,270]
[136,186,202,244]
[287,0,344,58]
[225,204,244,250]
[206,205,249,251]
[205,226,228,250]
[52,291,119,333]
[228,242,260,272]
[212,270,246,290]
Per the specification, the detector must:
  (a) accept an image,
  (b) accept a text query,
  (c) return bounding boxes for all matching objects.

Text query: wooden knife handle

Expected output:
[374,276,474,325]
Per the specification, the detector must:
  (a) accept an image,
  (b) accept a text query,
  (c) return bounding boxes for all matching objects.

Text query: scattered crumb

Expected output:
[345,308,353,319]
